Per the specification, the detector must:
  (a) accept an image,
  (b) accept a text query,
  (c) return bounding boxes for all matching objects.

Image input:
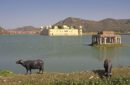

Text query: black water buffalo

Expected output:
[104,59,112,77]
[16,59,44,74]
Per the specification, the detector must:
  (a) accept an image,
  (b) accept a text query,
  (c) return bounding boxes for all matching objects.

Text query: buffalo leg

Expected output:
[29,69,32,74]
[26,69,29,74]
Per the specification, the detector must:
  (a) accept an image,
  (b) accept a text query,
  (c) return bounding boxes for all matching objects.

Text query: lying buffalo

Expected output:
[16,59,44,74]
[104,59,112,77]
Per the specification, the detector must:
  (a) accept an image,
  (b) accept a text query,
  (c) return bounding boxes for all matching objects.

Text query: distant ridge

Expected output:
[54,17,130,32]
[0,26,8,34]
[12,26,40,31]
[1,17,130,34]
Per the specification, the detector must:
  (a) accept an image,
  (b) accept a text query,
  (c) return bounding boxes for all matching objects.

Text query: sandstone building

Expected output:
[40,25,82,36]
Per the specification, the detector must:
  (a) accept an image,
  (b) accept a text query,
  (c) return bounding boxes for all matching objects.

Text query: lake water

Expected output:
[0,35,130,73]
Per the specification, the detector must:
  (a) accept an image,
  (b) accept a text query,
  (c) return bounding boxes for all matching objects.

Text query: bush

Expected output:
[0,70,13,76]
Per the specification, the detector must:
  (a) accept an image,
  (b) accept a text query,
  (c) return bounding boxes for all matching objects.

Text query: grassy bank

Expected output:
[0,67,130,85]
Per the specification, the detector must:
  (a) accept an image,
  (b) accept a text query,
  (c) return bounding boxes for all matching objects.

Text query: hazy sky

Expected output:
[0,0,130,29]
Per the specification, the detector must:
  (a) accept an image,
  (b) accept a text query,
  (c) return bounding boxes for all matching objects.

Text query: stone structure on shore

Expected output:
[40,25,82,36]
[91,31,121,45]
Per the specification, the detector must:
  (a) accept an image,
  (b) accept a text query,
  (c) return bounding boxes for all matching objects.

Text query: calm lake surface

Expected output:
[0,35,130,73]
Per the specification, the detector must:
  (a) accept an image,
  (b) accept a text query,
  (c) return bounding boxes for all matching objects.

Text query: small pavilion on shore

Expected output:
[91,31,121,45]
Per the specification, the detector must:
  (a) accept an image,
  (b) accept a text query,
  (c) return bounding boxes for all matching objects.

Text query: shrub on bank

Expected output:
[0,70,13,76]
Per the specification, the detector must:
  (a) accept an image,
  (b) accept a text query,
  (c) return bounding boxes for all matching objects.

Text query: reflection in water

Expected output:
[92,47,121,61]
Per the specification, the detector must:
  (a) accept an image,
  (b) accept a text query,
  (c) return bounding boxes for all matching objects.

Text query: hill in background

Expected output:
[10,26,40,31]
[0,26,9,34]
[54,17,130,33]
[1,17,130,34]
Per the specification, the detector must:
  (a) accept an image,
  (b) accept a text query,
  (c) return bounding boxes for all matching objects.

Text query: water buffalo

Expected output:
[104,59,112,77]
[16,59,44,74]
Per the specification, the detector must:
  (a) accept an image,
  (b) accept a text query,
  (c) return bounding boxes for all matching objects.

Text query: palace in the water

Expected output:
[40,25,82,36]
[91,31,121,45]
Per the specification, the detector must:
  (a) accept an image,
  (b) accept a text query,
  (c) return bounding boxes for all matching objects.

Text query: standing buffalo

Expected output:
[104,59,112,77]
[16,59,44,74]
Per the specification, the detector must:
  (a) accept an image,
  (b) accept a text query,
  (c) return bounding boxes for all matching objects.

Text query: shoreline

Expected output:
[0,67,130,85]
[1,32,130,36]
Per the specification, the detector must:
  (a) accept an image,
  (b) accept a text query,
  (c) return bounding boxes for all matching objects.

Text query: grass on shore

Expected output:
[0,67,130,85]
